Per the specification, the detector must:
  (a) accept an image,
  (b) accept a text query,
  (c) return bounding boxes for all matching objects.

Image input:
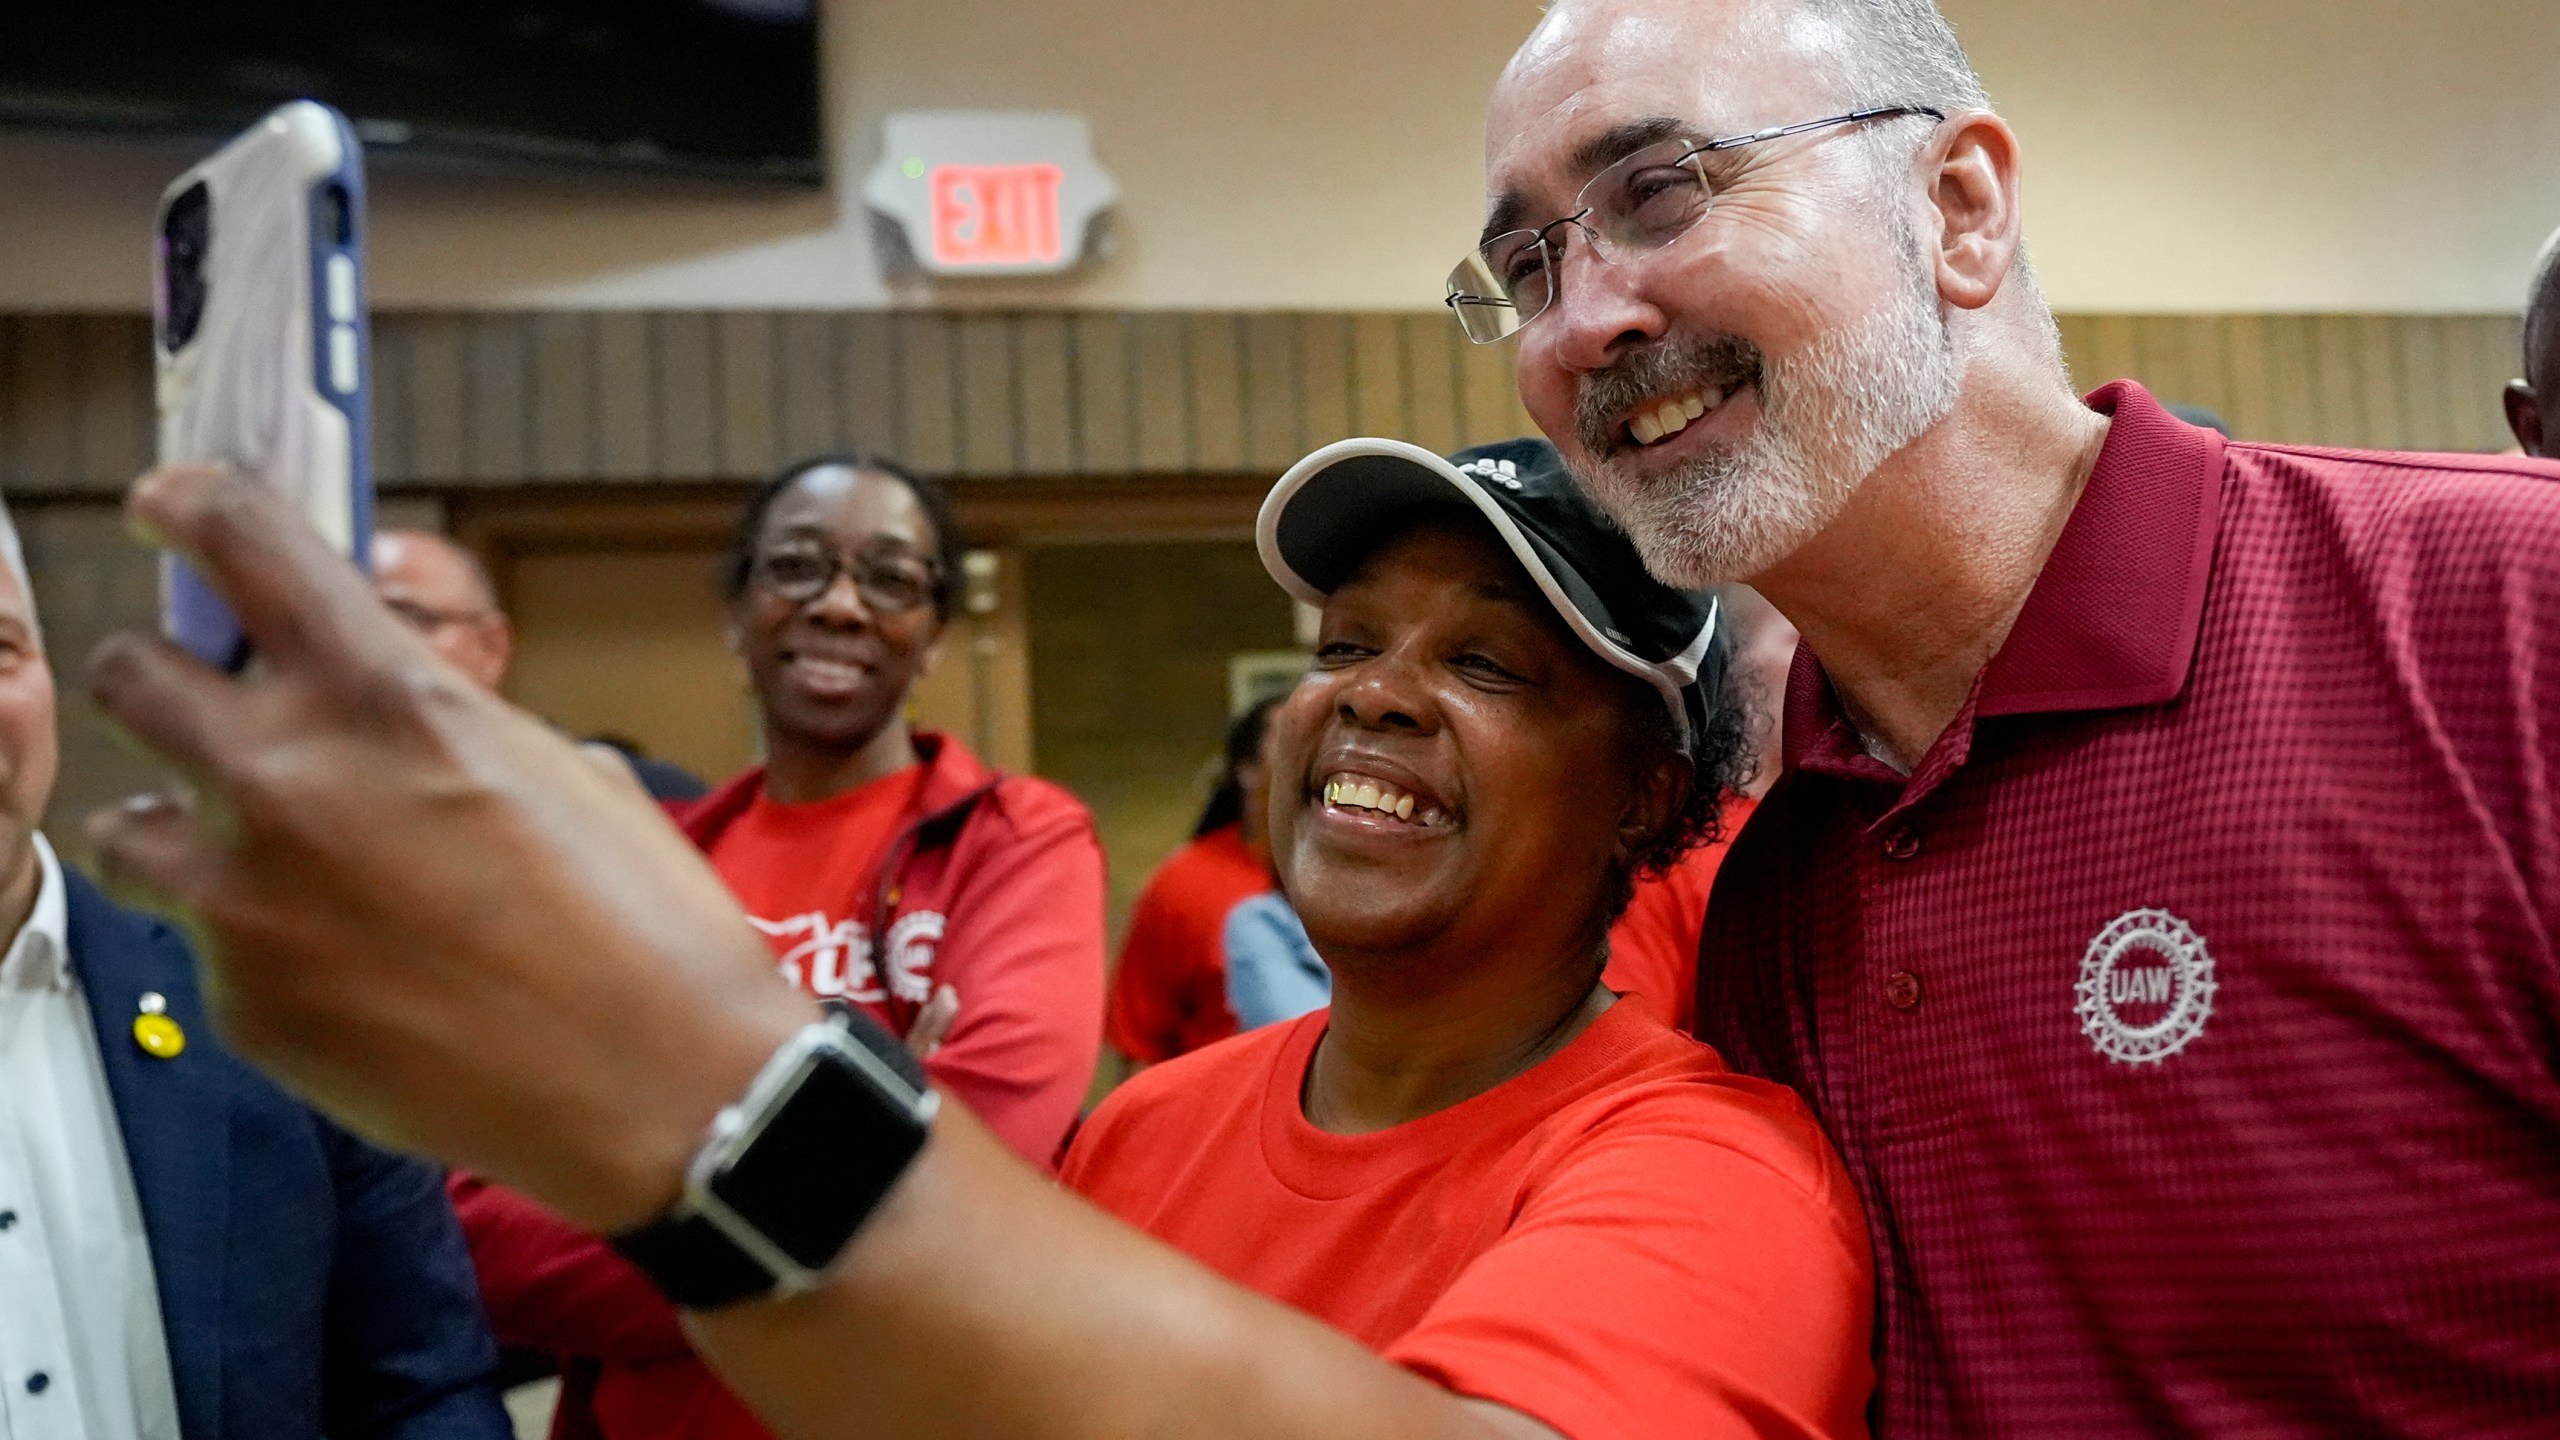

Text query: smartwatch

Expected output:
[612,1007,938,1309]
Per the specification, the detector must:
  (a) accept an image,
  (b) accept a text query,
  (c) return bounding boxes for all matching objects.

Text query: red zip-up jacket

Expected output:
[451,734,1106,1440]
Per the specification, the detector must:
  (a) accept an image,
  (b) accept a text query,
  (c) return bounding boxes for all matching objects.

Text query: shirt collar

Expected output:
[0,832,69,994]
[1780,382,2227,783]
[1975,381,2226,717]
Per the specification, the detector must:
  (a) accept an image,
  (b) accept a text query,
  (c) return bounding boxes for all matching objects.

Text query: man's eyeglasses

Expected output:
[383,599,492,634]
[750,541,942,615]
[1445,104,1946,344]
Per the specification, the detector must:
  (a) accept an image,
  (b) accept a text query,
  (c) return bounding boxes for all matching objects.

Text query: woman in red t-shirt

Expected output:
[1106,696,1301,1067]
[1055,437,1873,1440]
[453,455,1107,1440]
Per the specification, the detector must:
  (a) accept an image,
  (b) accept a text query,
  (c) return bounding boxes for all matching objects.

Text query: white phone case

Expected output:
[154,100,371,669]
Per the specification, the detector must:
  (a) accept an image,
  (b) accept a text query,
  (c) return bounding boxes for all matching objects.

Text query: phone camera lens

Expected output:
[159,182,212,352]
[318,183,355,247]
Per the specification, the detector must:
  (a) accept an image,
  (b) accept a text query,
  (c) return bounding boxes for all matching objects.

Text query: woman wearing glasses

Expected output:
[454,455,1108,1440]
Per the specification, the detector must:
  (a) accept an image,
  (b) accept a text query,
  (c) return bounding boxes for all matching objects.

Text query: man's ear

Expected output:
[2505,380,2544,457]
[486,613,517,678]
[1922,110,2025,314]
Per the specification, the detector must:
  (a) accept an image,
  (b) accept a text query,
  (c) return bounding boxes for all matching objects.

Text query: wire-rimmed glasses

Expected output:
[750,540,942,614]
[1445,104,1946,344]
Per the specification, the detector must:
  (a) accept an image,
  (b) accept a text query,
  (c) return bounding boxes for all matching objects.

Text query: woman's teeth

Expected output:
[789,655,867,687]
[1627,385,1729,446]
[1322,774,1441,825]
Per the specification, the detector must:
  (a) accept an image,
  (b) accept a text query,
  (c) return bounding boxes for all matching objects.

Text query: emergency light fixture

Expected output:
[863,111,1119,277]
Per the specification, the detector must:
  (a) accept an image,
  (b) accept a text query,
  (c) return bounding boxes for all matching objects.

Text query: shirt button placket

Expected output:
[1884,970,1922,1011]
[1878,820,1922,1014]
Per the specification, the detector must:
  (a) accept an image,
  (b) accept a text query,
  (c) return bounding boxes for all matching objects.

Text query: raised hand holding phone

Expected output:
[154,100,373,671]
[88,463,803,1230]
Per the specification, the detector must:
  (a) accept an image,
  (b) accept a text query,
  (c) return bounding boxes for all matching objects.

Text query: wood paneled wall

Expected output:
[0,310,2524,496]
[2050,314,2524,455]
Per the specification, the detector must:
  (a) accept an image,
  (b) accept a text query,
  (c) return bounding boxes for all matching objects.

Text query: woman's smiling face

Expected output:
[1266,511,1674,962]
[729,465,944,756]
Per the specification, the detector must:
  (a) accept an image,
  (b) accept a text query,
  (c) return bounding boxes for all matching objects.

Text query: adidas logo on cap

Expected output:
[1456,458,1522,491]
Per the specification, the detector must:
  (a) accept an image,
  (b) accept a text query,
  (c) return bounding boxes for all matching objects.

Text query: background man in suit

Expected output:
[0,505,512,1440]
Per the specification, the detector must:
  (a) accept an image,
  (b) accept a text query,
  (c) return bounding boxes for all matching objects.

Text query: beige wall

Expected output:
[0,0,2552,315]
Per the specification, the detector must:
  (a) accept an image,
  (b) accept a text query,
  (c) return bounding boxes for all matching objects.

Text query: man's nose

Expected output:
[1543,243,1672,375]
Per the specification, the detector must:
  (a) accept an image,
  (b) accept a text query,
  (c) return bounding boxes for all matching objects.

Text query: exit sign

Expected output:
[931,164,1064,268]
[865,113,1118,278]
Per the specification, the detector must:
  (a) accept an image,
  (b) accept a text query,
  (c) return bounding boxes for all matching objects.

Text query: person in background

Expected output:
[371,530,512,691]
[447,454,1107,1440]
[371,529,708,803]
[1106,695,1328,1066]
[2504,225,2560,457]
[1602,583,1793,1031]
[0,502,511,1440]
[1219,886,1328,1031]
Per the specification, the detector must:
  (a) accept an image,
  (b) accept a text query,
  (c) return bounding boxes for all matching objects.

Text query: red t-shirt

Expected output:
[1105,824,1270,1063]
[1604,798,1755,1033]
[708,764,927,1013]
[1062,1000,1875,1440]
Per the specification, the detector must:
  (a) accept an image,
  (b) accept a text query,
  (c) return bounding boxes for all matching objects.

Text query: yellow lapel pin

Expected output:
[132,991,185,1060]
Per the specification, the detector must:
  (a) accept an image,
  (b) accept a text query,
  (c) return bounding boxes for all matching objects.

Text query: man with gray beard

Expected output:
[1459,0,2560,1434]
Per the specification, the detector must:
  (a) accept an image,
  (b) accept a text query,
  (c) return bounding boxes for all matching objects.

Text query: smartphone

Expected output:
[153,100,372,671]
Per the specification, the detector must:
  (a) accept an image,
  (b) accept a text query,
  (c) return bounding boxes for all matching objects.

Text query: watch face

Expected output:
[706,1045,929,1271]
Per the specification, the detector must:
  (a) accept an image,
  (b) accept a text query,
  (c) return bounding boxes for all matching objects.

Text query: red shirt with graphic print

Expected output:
[451,734,1105,1440]
[1699,384,2560,1436]
[708,764,925,1010]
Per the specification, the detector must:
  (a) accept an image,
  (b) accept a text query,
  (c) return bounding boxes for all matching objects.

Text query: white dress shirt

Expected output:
[0,834,183,1440]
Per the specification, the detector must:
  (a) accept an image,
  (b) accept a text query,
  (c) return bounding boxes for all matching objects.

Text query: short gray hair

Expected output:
[1801,0,1994,114]
[1798,0,2064,369]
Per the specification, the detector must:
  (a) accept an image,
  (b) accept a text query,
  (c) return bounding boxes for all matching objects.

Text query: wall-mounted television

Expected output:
[0,2,824,184]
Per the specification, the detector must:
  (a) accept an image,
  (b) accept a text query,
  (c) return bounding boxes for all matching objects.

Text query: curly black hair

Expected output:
[1590,621,1751,936]
[719,453,964,620]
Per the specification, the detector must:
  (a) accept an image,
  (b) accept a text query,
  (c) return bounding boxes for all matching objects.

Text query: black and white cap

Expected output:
[1258,435,1723,749]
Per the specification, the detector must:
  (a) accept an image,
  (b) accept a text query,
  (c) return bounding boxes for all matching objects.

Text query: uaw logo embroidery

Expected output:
[1457,457,1523,490]
[2074,908,2217,1065]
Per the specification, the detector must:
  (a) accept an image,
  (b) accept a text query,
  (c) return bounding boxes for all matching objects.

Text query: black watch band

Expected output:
[611,1210,781,1310]
[611,1003,937,1310]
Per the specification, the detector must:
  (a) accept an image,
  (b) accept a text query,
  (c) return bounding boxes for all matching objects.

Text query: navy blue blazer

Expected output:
[64,864,513,1440]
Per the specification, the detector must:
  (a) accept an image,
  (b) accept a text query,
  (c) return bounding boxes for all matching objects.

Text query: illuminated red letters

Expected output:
[929,163,1065,268]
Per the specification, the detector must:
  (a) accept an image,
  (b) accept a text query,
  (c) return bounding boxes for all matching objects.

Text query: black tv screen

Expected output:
[0,1,823,183]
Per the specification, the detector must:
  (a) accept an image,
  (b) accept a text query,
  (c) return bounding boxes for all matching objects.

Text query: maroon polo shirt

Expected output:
[1697,383,2560,1437]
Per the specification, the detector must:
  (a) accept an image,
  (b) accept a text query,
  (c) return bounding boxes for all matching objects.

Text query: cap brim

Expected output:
[1257,437,1710,747]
